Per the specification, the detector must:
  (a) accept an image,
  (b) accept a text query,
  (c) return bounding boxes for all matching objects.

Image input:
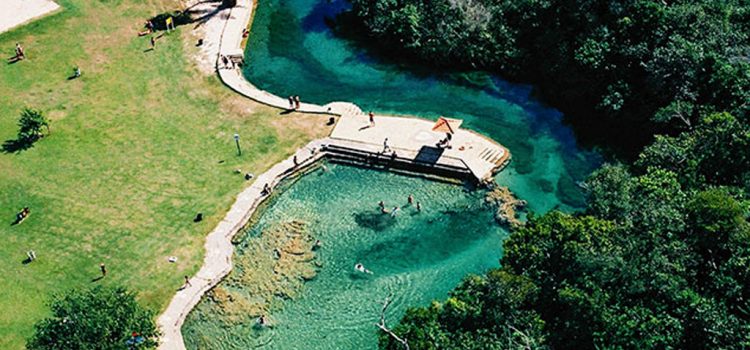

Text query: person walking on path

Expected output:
[184,275,191,288]
[100,263,107,277]
[369,112,375,126]
[294,95,301,109]
[288,96,294,110]
[383,138,391,153]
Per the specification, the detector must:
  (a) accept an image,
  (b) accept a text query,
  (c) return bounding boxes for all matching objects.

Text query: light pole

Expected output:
[233,133,242,156]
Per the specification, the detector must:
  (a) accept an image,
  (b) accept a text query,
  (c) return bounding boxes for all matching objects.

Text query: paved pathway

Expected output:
[0,0,59,34]
[157,0,510,348]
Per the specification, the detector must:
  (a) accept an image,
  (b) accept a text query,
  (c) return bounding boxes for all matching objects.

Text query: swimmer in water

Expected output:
[390,206,400,217]
[416,202,422,212]
[313,240,322,250]
[378,200,385,209]
[408,194,414,205]
[258,314,267,326]
[355,263,373,274]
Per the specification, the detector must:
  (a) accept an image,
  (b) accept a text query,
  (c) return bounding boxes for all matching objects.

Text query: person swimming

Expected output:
[390,206,400,217]
[354,263,372,274]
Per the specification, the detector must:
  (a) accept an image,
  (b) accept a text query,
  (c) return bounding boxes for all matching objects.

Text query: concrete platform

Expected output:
[331,113,509,182]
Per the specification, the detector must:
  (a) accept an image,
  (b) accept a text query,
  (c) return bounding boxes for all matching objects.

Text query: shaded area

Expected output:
[413,146,444,165]
[3,137,36,153]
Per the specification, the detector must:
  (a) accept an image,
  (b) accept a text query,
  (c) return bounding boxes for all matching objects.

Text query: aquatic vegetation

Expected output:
[204,221,319,325]
[485,186,527,227]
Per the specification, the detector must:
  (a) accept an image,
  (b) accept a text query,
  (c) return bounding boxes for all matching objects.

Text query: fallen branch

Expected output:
[376,293,409,350]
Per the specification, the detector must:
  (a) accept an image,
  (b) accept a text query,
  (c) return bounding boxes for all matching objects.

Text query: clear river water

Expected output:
[182,0,601,348]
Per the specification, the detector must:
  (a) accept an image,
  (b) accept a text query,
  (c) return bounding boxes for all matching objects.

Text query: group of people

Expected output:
[378,194,421,217]
[288,95,301,110]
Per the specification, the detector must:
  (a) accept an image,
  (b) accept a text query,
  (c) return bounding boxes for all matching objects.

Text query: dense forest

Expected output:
[348,0,750,154]
[346,0,750,348]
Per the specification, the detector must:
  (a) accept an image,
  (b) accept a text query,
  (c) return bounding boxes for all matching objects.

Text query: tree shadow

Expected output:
[2,138,35,153]
[147,1,227,33]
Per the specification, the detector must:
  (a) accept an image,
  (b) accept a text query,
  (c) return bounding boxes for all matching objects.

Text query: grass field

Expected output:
[0,1,333,348]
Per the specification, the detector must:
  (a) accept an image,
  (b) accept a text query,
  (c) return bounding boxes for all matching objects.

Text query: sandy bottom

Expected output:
[0,0,60,34]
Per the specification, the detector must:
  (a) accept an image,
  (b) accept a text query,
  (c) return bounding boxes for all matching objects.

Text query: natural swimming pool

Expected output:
[183,0,601,348]
[184,165,505,349]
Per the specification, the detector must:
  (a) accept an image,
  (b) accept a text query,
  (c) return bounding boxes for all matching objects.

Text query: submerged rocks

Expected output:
[205,220,319,324]
[485,186,527,227]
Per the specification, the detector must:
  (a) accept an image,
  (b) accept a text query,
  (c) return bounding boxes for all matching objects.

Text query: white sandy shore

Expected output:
[0,0,60,34]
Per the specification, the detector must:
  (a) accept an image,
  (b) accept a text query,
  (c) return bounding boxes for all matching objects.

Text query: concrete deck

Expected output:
[331,113,508,181]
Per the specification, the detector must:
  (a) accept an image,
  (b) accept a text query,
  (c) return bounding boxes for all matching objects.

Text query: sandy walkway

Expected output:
[187,0,231,74]
[0,0,60,34]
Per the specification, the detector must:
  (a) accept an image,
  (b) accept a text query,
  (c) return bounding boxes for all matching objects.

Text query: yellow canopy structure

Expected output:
[431,117,463,134]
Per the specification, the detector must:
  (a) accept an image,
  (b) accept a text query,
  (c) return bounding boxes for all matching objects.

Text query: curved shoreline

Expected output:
[157,1,510,348]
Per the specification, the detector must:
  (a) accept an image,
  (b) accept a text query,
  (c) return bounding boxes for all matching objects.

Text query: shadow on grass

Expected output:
[147,0,226,33]
[2,138,35,153]
[91,276,104,283]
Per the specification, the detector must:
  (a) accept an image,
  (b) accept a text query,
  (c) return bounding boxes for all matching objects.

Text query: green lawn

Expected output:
[0,1,332,348]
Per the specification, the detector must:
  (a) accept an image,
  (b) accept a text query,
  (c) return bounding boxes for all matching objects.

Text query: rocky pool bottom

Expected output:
[182,164,508,349]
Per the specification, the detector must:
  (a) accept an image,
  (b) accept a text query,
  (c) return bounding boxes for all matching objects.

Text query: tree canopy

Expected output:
[349,0,750,154]
[27,286,159,350]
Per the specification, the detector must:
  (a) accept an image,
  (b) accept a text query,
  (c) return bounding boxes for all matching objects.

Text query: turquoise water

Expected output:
[242,0,600,212]
[184,165,505,349]
[183,0,601,348]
